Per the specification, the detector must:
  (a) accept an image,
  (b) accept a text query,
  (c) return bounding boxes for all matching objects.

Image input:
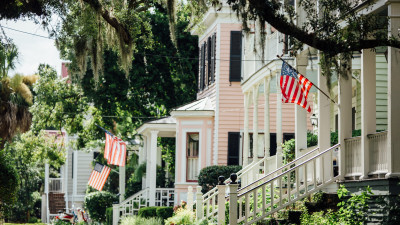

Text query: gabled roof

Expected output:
[174,97,214,111]
[171,98,214,118]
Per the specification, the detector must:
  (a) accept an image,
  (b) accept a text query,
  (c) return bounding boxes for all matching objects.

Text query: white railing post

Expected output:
[217,176,226,225]
[112,204,119,225]
[228,174,239,225]
[196,186,203,221]
[187,186,193,211]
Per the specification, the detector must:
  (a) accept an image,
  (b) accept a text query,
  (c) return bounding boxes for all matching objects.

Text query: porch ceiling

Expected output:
[241,58,293,93]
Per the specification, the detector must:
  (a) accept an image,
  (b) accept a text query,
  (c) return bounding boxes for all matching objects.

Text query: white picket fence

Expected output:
[191,144,340,225]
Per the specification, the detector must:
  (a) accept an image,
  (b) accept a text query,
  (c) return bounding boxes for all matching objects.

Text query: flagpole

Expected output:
[95,123,115,137]
[277,55,337,105]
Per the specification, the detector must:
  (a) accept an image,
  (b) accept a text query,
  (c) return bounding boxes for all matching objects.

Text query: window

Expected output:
[229,31,242,82]
[186,133,199,181]
[198,33,217,91]
[227,132,240,165]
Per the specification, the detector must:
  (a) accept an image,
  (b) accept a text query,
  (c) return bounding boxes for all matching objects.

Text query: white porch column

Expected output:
[253,85,260,162]
[45,163,49,223]
[317,53,331,182]
[276,73,283,168]
[264,77,271,157]
[386,1,400,178]
[145,135,151,189]
[149,130,159,206]
[119,166,125,202]
[243,92,250,167]
[360,49,376,180]
[295,56,308,159]
[338,59,353,180]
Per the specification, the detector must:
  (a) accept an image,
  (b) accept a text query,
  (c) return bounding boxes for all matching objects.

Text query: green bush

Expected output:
[106,207,113,225]
[156,207,173,221]
[120,215,162,225]
[283,132,318,164]
[164,208,195,225]
[198,165,242,193]
[0,150,19,208]
[138,206,158,218]
[84,191,117,222]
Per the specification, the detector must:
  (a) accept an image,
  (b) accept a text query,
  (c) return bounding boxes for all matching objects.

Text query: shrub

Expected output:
[138,206,158,218]
[106,207,113,225]
[164,208,195,225]
[84,191,117,222]
[156,207,174,221]
[198,165,242,193]
[120,215,162,225]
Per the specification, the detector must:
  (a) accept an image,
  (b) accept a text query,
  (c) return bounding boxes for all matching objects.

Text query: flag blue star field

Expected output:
[280,61,313,112]
[88,163,111,191]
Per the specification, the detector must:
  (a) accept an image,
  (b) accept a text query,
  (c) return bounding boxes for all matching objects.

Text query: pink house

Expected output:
[129,5,316,206]
[115,5,316,222]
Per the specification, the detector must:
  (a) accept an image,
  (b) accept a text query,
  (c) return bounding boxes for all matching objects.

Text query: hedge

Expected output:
[156,207,174,220]
[84,191,117,222]
[198,165,242,193]
[106,207,113,225]
[138,206,158,218]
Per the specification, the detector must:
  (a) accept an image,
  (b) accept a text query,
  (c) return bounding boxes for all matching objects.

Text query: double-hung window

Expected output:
[186,133,199,181]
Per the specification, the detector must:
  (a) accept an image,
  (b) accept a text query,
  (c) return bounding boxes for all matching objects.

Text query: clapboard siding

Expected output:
[76,151,93,195]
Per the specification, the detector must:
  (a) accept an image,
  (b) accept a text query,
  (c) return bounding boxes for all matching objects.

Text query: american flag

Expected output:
[104,133,114,160]
[280,61,313,112]
[88,163,111,191]
[108,138,127,167]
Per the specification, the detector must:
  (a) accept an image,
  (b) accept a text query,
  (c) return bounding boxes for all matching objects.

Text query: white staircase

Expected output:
[194,144,340,225]
[196,155,276,221]
[113,187,174,225]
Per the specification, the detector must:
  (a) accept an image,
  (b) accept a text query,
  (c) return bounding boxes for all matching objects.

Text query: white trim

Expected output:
[72,150,78,208]
[137,123,176,135]
[181,120,204,125]
[207,128,212,166]
[214,23,221,166]
[171,110,214,118]
[182,128,202,182]
[175,182,199,185]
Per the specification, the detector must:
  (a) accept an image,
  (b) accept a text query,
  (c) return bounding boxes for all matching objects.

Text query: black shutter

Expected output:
[198,45,202,91]
[211,33,216,83]
[352,107,356,131]
[207,37,212,85]
[270,133,277,156]
[200,43,205,90]
[229,31,242,82]
[228,132,240,165]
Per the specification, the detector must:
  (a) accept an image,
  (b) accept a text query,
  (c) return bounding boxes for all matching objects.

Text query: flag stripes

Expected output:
[280,62,313,112]
[108,138,127,167]
[104,133,113,160]
[88,163,111,191]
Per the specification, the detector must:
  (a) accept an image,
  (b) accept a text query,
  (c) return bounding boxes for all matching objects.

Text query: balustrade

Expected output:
[344,136,362,178]
[368,131,388,175]
[49,178,63,193]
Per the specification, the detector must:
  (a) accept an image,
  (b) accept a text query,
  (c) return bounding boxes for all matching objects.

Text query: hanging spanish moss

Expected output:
[167,0,177,47]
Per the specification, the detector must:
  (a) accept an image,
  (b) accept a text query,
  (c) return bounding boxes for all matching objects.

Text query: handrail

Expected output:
[239,143,340,197]
[119,188,149,206]
[238,145,323,192]
[367,130,388,138]
[201,156,267,199]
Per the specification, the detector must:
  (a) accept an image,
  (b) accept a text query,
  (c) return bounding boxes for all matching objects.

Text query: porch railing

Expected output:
[155,188,175,207]
[49,178,63,193]
[119,188,149,218]
[368,131,388,175]
[197,155,276,221]
[344,136,362,178]
[230,144,340,225]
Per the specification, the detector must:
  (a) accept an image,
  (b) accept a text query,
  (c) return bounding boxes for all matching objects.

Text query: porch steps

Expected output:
[48,193,65,214]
